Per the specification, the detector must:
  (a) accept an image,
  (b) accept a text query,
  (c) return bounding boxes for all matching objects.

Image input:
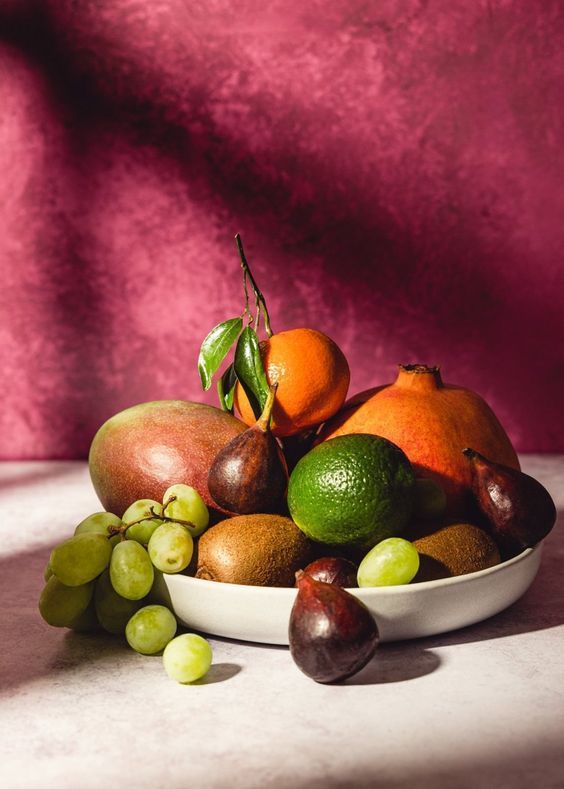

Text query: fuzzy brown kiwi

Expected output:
[413,523,501,582]
[195,514,312,587]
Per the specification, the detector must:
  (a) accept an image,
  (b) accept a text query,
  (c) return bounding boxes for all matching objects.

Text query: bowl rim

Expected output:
[165,542,541,596]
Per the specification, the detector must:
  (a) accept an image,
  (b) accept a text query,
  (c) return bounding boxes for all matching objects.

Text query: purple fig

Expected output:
[463,448,556,552]
[289,572,378,683]
[208,385,288,514]
[299,557,358,588]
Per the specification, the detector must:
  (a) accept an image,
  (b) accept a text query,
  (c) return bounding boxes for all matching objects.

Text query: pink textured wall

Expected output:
[1,0,563,458]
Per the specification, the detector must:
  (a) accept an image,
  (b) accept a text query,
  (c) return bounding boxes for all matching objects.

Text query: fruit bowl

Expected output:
[154,542,543,645]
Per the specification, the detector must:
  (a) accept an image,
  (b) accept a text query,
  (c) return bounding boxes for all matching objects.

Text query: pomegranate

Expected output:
[318,365,519,518]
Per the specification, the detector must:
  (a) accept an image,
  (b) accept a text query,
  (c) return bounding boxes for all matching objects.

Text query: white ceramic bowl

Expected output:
[154,543,543,645]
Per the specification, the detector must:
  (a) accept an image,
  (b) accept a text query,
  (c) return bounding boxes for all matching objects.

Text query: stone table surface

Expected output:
[1,458,563,789]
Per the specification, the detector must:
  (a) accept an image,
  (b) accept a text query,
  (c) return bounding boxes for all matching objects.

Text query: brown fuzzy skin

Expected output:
[413,523,501,581]
[318,365,519,518]
[88,400,246,516]
[196,514,312,587]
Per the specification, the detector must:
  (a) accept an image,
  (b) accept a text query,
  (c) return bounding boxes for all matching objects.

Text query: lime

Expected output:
[287,434,415,548]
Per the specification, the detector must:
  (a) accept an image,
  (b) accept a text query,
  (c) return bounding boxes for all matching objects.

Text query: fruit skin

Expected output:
[413,522,501,581]
[288,433,415,548]
[234,328,350,437]
[50,533,112,586]
[357,538,420,587]
[39,576,94,628]
[148,522,194,574]
[94,569,142,635]
[463,448,556,553]
[110,540,154,600]
[163,634,213,683]
[208,385,288,514]
[88,400,246,516]
[163,484,209,537]
[125,605,177,655]
[196,514,312,587]
[289,572,379,683]
[300,557,358,588]
[319,365,519,518]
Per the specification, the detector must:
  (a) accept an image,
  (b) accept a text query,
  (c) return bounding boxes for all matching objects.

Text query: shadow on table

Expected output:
[0,461,85,492]
[283,740,564,789]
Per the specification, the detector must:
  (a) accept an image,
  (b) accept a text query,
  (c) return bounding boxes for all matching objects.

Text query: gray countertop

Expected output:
[1,458,563,789]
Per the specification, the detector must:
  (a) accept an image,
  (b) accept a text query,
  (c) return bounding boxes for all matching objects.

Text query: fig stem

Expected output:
[257,383,278,431]
[235,233,273,337]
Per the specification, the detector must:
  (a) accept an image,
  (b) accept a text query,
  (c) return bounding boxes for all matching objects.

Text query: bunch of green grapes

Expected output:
[39,484,213,683]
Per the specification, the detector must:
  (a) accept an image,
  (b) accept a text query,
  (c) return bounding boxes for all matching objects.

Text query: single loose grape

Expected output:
[75,511,121,536]
[357,538,420,587]
[413,478,447,520]
[110,540,154,600]
[163,634,212,683]
[94,569,143,634]
[125,605,177,655]
[123,499,164,545]
[39,576,94,627]
[50,534,112,586]
[163,484,209,537]
[148,522,193,574]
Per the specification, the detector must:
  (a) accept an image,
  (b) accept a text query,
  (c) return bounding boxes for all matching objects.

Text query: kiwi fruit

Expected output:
[413,522,501,582]
[195,514,312,587]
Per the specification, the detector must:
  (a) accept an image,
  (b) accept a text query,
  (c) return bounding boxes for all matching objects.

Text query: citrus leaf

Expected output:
[234,326,269,419]
[217,364,237,412]
[198,317,243,391]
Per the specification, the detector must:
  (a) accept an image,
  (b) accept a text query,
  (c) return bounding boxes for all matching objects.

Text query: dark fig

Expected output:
[289,572,378,683]
[299,557,358,588]
[463,448,556,553]
[208,384,288,514]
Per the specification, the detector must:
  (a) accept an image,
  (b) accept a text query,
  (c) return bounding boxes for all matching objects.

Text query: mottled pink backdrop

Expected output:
[1,0,563,458]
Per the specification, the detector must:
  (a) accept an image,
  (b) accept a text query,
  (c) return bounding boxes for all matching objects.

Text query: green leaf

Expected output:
[198,318,243,391]
[234,326,269,419]
[217,364,237,412]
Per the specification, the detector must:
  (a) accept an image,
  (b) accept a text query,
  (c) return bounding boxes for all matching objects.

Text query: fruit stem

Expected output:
[257,383,278,431]
[462,448,482,461]
[107,509,200,537]
[397,364,443,390]
[235,233,273,338]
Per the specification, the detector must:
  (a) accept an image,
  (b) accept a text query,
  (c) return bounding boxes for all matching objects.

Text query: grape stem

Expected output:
[235,233,273,337]
[107,505,199,539]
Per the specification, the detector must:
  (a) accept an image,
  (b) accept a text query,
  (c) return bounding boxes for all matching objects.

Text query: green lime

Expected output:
[287,434,415,548]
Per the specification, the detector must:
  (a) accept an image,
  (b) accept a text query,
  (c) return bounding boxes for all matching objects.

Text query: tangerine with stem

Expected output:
[233,327,350,437]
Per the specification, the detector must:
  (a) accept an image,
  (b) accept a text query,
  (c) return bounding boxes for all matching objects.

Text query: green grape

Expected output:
[413,478,447,520]
[50,534,112,586]
[39,576,94,627]
[357,538,420,587]
[125,605,177,655]
[95,569,143,634]
[148,522,193,573]
[163,484,209,537]
[163,634,212,683]
[75,511,121,536]
[122,499,164,545]
[69,599,100,632]
[110,540,154,600]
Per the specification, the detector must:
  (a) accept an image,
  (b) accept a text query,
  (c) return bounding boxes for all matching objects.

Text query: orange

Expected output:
[234,328,350,437]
